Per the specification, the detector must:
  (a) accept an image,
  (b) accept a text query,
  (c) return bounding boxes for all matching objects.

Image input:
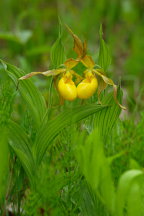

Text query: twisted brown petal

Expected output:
[93,69,126,110]
[19,69,66,80]
[65,24,86,58]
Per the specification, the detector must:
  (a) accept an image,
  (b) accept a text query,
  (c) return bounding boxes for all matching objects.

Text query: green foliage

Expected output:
[94,88,122,140]
[74,124,144,216]
[74,129,115,214]
[0,128,9,204]
[50,22,66,68]
[0,56,130,215]
[98,25,111,72]
[0,83,14,206]
[34,104,107,165]
[0,60,47,128]
[0,63,143,215]
[116,170,144,216]
[8,120,36,187]
[0,60,108,188]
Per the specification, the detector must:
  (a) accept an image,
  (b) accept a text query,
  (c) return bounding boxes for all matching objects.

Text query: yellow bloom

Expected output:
[66,25,126,109]
[18,25,126,109]
[58,72,77,101]
[77,71,98,99]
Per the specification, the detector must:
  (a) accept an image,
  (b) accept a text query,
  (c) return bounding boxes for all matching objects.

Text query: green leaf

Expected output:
[0,128,9,204]
[0,82,13,204]
[99,164,115,214]
[94,87,122,141]
[34,104,107,165]
[127,181,143,216]
[98,25,111,72]
[8,120,36,187]
[50,22,66,68]
[129,158,141,170]
[115,169,144,216]
[0,60,47,128]
[74,128,115,214]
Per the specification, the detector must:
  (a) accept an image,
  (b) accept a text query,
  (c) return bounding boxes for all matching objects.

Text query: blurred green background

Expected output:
[0,0,144,113]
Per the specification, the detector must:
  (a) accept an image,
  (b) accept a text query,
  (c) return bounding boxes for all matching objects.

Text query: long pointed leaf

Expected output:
[0,60,47,128]
[8,120,36,187]
[94,88,122,140]
[34,104,108,165]
[0,128,9,204]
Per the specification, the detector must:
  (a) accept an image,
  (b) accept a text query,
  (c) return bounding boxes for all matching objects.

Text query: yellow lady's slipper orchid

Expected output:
[18,25,126,109]
[77,71,98,99]
[66,25,126,109]
[58,72,77,101]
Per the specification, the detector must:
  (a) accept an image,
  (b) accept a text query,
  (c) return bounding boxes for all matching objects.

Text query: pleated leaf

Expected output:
[94,87,122,140]
[0,128,9,204]
[34,104,107,165]
[0,60,47,128]
[50,23,66,68]
[98,25,111,71]
[8,120,36,187]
